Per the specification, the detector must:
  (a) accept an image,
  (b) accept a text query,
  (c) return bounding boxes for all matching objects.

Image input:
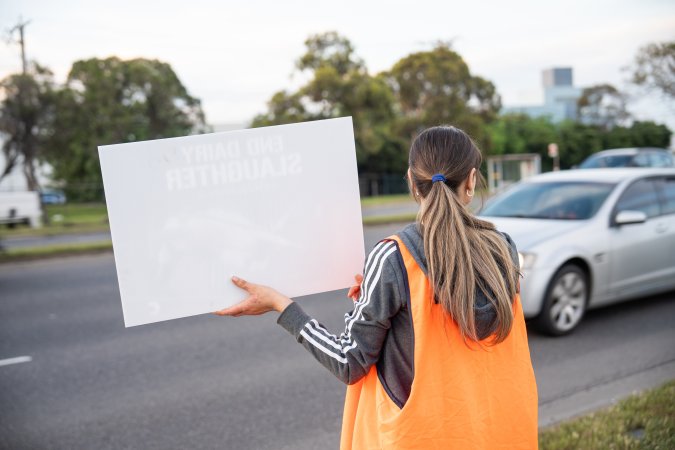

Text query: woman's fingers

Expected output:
[214,293,255,316]
[231,275,252,291]
[214,303,244,316]
[219,276,291,315]
[347,285,359,299]
[347,273,364,301]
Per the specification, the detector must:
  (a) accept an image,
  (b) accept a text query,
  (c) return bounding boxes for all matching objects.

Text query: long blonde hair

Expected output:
[408,126,519,344]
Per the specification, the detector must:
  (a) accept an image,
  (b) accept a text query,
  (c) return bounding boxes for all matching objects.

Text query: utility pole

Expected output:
[9,18,31,74]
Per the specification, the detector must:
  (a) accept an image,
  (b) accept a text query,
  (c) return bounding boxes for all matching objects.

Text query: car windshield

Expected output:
[481,181,616,220]
[580,154,633,168]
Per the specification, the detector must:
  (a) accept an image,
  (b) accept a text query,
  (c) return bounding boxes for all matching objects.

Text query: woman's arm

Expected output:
[216,240,405,385]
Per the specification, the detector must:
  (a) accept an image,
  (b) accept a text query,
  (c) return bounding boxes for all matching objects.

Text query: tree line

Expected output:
[0,58,208,201]
[0,33,672,200]
[253,33,672,174]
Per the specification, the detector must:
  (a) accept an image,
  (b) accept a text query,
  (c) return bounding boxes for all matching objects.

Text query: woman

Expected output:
[215,126,538,449]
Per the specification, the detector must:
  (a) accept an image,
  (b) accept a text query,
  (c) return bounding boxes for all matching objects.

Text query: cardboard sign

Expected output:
[99,117,365,327]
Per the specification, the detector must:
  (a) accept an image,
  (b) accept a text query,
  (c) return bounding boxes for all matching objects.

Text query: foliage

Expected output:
[577,84,629,130]
[253,34,501,174]
[252,32,406,173]
[488,114,671,170]
[626,40,675,100]
[0,63,57,189]
[487,113,558,155]
[382,43,501,150]
[4,34,673,198]
[253,33,672,178]
[44,57,208,201]
[539,380,675,450]
[607,121,672,148]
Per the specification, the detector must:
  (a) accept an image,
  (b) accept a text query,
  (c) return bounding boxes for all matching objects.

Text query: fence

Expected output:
[358,173,409,197]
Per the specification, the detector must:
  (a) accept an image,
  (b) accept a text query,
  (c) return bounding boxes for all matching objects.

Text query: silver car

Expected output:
[480,168,675,335]
[579,147,673,168]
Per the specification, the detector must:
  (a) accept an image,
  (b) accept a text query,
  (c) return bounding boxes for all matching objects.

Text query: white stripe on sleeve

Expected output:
[299,329,348,363]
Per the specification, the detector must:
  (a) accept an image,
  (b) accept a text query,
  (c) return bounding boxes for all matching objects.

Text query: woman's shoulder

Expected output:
[495,230,519,269]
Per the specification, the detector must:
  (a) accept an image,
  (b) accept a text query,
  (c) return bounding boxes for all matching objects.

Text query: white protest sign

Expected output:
[99,117,365,327]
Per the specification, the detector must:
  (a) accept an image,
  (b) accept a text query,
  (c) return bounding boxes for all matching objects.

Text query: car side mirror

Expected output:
[614,210,647,226]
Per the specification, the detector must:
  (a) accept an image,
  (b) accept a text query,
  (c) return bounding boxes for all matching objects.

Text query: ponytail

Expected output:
[410,126,519,344]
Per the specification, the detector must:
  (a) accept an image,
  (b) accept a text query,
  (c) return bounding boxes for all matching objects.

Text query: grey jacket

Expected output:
[277,223,519,408]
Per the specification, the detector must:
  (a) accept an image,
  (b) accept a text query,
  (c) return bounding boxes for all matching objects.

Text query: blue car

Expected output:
[40,190,67,205]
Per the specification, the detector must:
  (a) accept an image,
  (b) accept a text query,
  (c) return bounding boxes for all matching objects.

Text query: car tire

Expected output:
[533,264,589,336]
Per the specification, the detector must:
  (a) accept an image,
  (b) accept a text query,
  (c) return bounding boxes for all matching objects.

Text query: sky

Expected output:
[2,0,674,132]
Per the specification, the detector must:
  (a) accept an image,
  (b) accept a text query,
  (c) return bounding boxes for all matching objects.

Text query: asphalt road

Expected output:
[1,223,674,449]
[0,231,112,250]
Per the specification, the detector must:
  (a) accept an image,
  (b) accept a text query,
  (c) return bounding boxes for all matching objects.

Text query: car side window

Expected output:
[660,152,673,167]
[649,152,671,167]
[659,177,675,215]
[615,179,660,218]
[632,153,650,167]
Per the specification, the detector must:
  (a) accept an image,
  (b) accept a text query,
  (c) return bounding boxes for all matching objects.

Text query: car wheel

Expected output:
[534,264,588,336]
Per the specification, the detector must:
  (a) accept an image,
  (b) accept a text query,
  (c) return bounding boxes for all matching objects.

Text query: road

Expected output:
[360,196,484,218]
[0,231,112,250]
[1,223,674,449]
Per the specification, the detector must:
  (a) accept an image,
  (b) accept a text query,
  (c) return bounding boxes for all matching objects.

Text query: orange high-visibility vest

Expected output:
[340,235,538,450]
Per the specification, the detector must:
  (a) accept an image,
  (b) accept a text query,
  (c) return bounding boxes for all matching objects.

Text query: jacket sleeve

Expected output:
[499,231,521,293]
[276,240,405,385]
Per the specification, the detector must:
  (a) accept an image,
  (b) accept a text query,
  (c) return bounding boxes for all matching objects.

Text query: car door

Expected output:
[608,178,668,298]
[655,176,675,283]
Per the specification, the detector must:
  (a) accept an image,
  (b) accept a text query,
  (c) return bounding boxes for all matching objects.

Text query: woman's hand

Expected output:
[347,274,364,302]
[214,276,292,317]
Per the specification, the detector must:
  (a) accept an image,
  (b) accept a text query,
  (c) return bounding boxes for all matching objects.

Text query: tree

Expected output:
[603,121,671,149]
[487,114,557,156]
[626,41,675,100]
[253,32,406,173]
[0,63,57,190]
[44,57,207,201]
[487,113,560,170]
[556,120,603,169]
[382,43,501,150]
[577,84,629,130]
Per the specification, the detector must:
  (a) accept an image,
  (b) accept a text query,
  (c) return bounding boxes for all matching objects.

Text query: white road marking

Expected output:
[0,356,32,367]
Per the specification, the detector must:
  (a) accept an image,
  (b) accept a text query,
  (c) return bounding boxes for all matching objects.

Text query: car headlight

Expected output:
[518,252,537,270]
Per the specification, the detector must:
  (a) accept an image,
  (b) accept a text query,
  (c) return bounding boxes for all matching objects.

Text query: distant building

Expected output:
[503,67,583,123]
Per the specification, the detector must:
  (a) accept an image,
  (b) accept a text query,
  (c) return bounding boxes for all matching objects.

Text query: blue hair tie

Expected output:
[431,173,446,183]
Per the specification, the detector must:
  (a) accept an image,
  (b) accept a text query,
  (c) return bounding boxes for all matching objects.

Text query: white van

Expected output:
[0,191,42,227]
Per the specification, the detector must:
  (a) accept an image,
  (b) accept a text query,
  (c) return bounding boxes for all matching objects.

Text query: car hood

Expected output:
[480,216,587,250]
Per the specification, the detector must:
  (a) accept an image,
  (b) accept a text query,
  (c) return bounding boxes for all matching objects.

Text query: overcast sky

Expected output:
[2,0,674,131]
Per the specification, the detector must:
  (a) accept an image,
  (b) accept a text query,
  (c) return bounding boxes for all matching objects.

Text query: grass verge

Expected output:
[0,241,113,263]
[360,194,413,207]
[0,203,110,239]
[539,379,675,449]
[0,222,111,238]
[362,213,417,226]
[44,203,109,224]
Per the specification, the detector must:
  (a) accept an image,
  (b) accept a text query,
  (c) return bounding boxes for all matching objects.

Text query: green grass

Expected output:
[0,203,110,238]
[0,240,113,263]
[362,213,417,226]
[539,380,675,449]
[45,203,109,224]
[360,194,414,207]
